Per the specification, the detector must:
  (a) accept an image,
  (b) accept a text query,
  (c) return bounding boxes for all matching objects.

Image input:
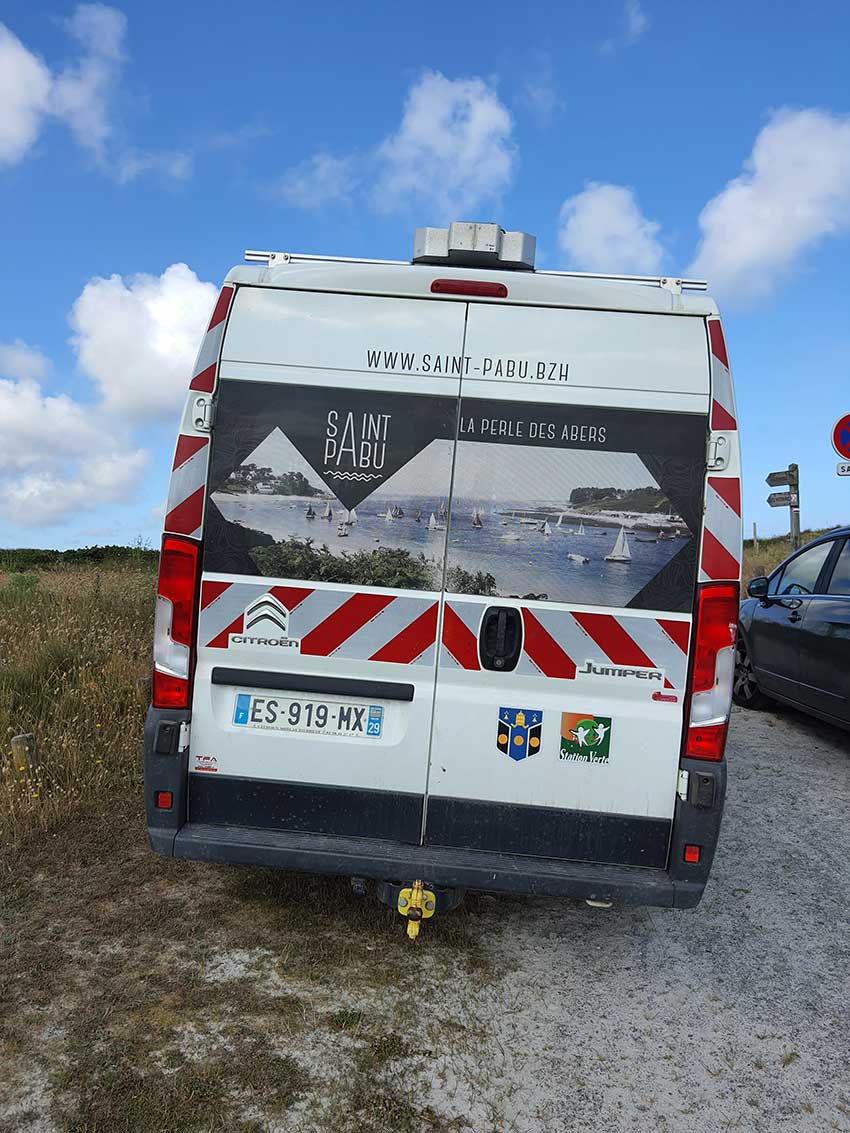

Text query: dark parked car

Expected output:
[735,527,850,728]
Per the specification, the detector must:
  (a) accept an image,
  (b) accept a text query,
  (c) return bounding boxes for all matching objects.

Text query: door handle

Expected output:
[479,606,523,672]
[787,611,803,623]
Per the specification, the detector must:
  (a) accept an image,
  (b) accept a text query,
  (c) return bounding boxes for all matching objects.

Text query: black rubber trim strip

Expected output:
[425,796,670,869]
[210,667,415,702]
[189,773,423,844]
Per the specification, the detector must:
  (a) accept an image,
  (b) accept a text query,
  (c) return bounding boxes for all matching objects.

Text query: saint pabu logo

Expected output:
[559,713,613,764]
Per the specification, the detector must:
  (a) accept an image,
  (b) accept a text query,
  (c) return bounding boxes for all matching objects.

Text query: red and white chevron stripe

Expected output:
[164,434,209,538]
[162,286,235,539]
[708,318,737,432]
[701,474,742,582]
[440,600,692,689]
[198,581,439,665]
[701,317,742,583]
[188,286,234,394]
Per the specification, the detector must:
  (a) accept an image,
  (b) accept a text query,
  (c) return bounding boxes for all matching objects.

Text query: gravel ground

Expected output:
[3,701,848,1132]
[442,701,850,1132]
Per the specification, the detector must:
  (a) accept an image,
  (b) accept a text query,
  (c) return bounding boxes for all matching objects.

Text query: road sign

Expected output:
[768,491,799,508]
[766,470,791,487]
[766,464,799,488]
[833,415,850,459]
[838,462,850,477]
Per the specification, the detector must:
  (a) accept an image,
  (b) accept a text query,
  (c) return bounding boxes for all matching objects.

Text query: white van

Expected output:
[145,223,742,921]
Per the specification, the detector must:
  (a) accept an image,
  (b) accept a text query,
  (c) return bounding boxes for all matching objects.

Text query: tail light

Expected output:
[684,582,739,760]
[152,535,201,709]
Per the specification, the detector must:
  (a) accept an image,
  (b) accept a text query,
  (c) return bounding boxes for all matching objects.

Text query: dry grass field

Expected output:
[0,567,154,846]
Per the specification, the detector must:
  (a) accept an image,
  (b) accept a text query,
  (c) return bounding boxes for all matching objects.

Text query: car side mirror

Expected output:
[747,576,770,599]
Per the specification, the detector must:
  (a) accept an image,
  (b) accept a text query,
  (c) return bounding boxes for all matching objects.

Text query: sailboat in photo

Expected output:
[305,504,316,519]
[347,507,358,525]
[577,520,585,536]
[438,499,447,519]
[472,507,483,529]
[539,521,553,536]
[384,508,394,524]
[605,525,632,563]
[322,501,333,520]
[428,512,445,531]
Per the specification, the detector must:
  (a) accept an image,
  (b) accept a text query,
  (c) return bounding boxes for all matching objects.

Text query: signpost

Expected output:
[766,464,801,549]
[838,462,850,477]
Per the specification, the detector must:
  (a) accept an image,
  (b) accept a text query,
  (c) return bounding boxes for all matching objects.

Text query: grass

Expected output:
[0,567,154,846]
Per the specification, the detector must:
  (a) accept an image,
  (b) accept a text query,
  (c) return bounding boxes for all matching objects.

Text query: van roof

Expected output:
[224,256,719,318]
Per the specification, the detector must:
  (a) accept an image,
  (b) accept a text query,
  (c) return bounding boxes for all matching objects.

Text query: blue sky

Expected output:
[1,0,848,549]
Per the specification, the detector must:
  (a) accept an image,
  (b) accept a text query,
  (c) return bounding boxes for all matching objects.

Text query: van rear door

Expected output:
[188,286,466,844]
[424,302,710,868]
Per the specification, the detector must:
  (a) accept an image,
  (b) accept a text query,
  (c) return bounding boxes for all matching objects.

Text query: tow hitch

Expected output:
[374,880,466,941]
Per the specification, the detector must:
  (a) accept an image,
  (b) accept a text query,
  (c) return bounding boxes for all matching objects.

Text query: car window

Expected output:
[775,541,834,596]
[827,540,850,596]
[767,570,782,596]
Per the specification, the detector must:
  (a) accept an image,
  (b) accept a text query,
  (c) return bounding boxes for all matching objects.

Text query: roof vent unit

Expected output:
[413,222,536,271]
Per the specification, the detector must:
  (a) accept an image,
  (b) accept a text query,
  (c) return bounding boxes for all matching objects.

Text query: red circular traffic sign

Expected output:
[833,415,850,459]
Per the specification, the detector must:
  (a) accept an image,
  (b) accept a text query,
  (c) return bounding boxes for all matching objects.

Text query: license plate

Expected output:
[233,693,384,738]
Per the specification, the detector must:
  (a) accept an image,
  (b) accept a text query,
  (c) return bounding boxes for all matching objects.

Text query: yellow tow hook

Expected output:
[397,879,436,941]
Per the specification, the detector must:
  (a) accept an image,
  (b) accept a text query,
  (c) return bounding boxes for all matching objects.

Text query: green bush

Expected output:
[250,538,436,590]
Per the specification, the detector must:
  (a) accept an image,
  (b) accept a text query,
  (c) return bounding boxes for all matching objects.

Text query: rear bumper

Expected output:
[144,707,726,911]
[167,821,703,908]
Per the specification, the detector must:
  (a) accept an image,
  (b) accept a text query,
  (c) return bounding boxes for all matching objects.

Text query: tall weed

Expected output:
[0,568,155,844]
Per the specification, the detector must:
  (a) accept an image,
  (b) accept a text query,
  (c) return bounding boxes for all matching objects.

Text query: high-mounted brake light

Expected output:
[152,535,201,709]
[684,582,739,761]
[430,279,508,298]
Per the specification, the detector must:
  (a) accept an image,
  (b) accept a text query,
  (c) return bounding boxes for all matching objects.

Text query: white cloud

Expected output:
[0,339,51,382]
[519,56,565,127]
[0,373,148,525]
[624,0,649,44]
[50,3,126,157]
[374,71,515,217]
[70,262,219,419]
[114,148,193,184]
[276,152,358,209]
[688,108,850,302]
[0,25,52,166]
[0,258,216,529]
[601,0,649,54]
[558,182,664,274]
[0,5,189,182]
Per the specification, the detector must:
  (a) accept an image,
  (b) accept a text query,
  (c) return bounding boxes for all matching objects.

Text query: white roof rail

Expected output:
[243,249,708,292]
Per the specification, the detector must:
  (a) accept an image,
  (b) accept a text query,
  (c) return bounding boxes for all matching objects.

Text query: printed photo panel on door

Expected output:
[203,379,459,589]
[445,397,707,613]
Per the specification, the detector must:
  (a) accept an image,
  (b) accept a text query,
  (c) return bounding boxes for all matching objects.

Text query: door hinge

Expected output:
[191,394,215,432]
[707,433,729,471]
[178,722,191,752]
[677,769,690,801]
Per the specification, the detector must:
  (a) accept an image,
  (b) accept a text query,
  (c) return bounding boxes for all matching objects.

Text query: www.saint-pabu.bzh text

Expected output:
[366,350,569,382]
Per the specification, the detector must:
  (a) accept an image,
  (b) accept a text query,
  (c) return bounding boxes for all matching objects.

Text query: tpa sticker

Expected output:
[193,754,218,773]
[497,707,543,762]
[230,593,301,650]
[560,713,612,764]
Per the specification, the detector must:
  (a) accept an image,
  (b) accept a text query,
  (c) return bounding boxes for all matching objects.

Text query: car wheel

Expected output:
[733,634,767,709]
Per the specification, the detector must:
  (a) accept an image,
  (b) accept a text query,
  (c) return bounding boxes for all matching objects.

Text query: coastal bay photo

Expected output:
[203,382,704,610]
